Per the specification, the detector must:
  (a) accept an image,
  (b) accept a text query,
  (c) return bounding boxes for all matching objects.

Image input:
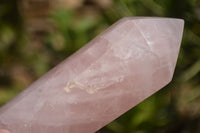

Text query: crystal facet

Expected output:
[0,17,184,133]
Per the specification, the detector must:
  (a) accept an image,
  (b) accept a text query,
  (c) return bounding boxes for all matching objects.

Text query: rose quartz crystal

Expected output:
[0,17,184,133]
[0,129,10,133]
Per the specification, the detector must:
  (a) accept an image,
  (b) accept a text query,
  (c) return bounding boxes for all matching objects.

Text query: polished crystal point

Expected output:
[0,17,184,133]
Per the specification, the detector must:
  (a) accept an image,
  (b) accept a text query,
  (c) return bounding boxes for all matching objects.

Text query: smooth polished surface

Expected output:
[0,129,10,133]
[0,17,184,133]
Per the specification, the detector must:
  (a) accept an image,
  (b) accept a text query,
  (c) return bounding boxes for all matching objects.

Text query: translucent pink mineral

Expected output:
[0,129,10,133]
[0,17,184,133]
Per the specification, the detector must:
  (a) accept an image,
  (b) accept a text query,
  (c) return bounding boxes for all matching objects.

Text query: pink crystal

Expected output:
[0,17,184,133]
[0,129,10,133]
